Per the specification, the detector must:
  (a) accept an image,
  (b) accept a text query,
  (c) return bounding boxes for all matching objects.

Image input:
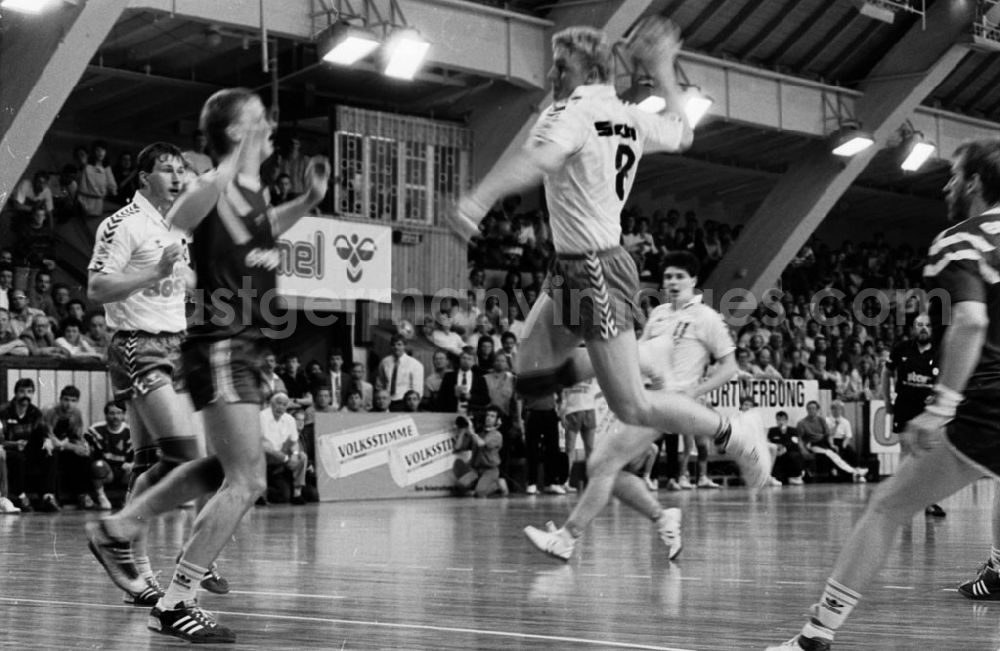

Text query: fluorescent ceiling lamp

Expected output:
[684,94,713,127]
[832,133,874,157]
[384,30,430,80]
[901,140,935,171]
[856,0,895,23]
[319,23,380,66]
[0,0,52,13]
[636,95,666,113]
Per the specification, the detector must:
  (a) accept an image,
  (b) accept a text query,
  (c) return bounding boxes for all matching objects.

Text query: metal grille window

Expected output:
[333,106,472,225]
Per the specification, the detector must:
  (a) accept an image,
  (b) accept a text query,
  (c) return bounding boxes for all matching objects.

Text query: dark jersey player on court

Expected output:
[881,313,945,517]
[768,138,1000,650]
[87,87,331,643]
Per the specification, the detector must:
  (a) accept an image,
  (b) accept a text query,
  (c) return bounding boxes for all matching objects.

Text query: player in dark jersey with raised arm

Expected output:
[881,313,945,517]
[87,88,330,643]
[768,138,1000,650]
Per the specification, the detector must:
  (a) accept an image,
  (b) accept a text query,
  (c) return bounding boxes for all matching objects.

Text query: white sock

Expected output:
[135,555,154,581]
[160,559,207,608]
[806,578,860,639]
[990,546,1000,568]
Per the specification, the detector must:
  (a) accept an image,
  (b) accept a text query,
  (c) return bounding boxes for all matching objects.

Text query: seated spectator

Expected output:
[52,163,79,222]
[734,348,761,384]
[423,313,465,358]
[826,400,859,469]
[20,314,68,357]
[306,386,337,423]
[834,358,864,401]
[83,312,111,359]
[12,170,54,216]
[304,360,328,398]
[44,385,97,508]
[65,298,87,325]
[278,354,312,408]
[437,347,490,414]
[499,331,518,369]
[271,173,297,206]
[0,264,12,311]
[56,318,102,359]
[464,314,496,350]
[13,205,57,270]
[755,348,782,379]
[84,400,132,509]
[452,410,507,497]
[260,352,288,404]
[0,308,29,356]
[474,336,496,374]
[342,390,366,413]
[402,390,422,412]
[371,389,392,413]
[796,400,866,481]
[506,303,526,341]
[345,362,373,411]
[51,284,71,323]
[1,378,59,511]
[327,349,351,410]
[76,140,117,218]
[260,393,308,505]
[767,410,806,485]
[375,334,424,410]
[422,349,451,410]
[811,353,838,392]
[27,270,56,317]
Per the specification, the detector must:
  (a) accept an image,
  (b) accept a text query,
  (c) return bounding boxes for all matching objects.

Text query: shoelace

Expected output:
[180,602,218,627]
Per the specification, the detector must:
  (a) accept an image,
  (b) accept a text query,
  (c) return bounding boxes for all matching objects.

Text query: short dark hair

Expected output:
[200,87,258,158]
[776,410,788,419]
[92,140,109,151]
[137,142,185,175]
[33,170,50,182]
[500,332,517,344]
[68,299,85,310]
[662,251,701,279]
[60,385,81,399]
[329,348,343,359]
[62,318,83,331]
[807,400,820,408]
[955,138,1000,205]
[485,404,503,421]
[104,400,127,414]
[390,334,405,346]
[13,378,34,393]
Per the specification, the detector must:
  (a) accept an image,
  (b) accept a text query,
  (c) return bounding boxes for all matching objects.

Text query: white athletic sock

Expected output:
[990,546,1000,568]
[135,555,154,581]
[160,559,207,609]
[806,578,860,639]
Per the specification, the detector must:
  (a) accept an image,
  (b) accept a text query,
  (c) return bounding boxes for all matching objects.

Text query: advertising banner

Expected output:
[277,216,392,303]
[707,379,819,426]
[868,399,901,475]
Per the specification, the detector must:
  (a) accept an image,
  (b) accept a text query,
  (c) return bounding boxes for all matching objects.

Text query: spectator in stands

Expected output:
[402,390,421,412]
[0,250,11,265]
[21,314,69,357]
[280,136,310,195]
[65,298,87,326]
[83,312,110,359]
[811,352,838,392]
[260,393,308,505]
[797,400,866,481]
[260,352,288,404]
[423,349,450,410]
[50,284,71,323]
[521,388,565,495]
[474,336,496,374]
[0,378,59,511]
[52,164,79,222]
[376,334,424,410]
[735,348,762,383]
[0,264,12,311]
[0,308,28,356]
[499,331,518,370]
[84,400,131,509]
[423,313,465,358]
[371,389,392,413]
[485,352,518,427]
[834,358,864,402]
[27,269,55,317]
[181,129,213,176]
[270,173,297,206]
[560,379,597,491]
[113,151,138,204]
[826,399,859,471]
[12,205,57,270]
[768,410,805,485]
[56,317,101,358]
[755,348,782,379]
[0,441,17,512]
[44,385,98,508]
[327,349,350,410]
[464,313,496,350]
[452,410,506,497]
[12,170,54,217]
[437,347,489,414]
[506,303,526,341]
[341,390,365,413]
[278,354,312,408]
[76,140,117,218]
[8,290,43,338]
[306,386,337,424]
[345,362,373,411]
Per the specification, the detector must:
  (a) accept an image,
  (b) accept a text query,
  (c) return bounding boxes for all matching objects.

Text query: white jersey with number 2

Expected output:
[530,84,686,255]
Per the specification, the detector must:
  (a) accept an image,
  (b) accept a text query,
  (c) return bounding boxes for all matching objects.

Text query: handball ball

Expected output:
[397,319,415,340]
[91,459,113,484]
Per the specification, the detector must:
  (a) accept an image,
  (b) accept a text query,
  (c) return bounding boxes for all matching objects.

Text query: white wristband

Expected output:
[927,385,963,418]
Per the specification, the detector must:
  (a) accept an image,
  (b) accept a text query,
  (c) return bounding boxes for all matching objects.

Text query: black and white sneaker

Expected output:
[148,600,236,643]
[86,520,146,595]
[123,573,165,607]
[959,562,1000,600]
[201,563,230,595]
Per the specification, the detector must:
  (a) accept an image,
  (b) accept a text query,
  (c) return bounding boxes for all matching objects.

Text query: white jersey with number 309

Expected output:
[88,192,190,334]
[531,84,685,255]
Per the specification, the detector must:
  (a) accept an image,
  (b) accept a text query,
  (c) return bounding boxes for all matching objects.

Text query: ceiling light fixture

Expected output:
[382,29,430,80]
[318,21,380,66]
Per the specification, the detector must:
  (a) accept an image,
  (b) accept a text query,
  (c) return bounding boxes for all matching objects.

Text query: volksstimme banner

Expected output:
[276,216,392,303]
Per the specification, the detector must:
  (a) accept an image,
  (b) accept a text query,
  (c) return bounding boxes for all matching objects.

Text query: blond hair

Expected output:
[552,26,612,84]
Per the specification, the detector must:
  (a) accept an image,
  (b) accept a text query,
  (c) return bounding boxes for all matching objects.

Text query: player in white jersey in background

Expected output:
[525,251,738,559]
[86,142,227,605]
[448,17,771,558]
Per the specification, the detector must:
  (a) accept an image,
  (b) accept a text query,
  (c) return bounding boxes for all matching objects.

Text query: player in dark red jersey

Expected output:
[767,140,1000,650]
[881,313,946,517]
[87,88,330,643]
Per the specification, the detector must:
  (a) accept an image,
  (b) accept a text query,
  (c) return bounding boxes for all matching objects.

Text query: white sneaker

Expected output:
[722,410,772,490]
[853,472,867,484]
[644,477,658,491]
[788,475,804,486]
[765,634,830,650]
[543,484,566,495]
[0,497,21,514]
[678,475,694,490]
[526,484,538,495]
[524,522,575,561]
[657,507,682,560]
[768,476,783,487]
[665,478,682,491]
[696,476,720,489]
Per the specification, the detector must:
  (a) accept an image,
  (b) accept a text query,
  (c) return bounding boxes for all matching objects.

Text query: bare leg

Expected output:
[613,470,662,520]
[993,484,1000,551]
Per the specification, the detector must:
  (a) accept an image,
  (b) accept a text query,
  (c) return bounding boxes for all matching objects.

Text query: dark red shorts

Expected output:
[946,382,1000,477]
[546,246,640,341]
[182,329,267,411]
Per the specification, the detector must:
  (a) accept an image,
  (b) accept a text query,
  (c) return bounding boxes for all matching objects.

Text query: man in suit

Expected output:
[344,362,373,411]
[768,410,806,485]
[376,334,424,411]
[437,347,490,415]
[327,349,351,410]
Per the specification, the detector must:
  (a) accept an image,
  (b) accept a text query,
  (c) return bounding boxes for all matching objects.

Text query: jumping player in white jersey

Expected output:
[88,89,331,643]
[85,142,228,605]
[525,251,738,560]
[449,18,771,543]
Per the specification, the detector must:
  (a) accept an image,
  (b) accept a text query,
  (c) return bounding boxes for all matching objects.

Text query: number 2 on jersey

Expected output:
[615,144,636,200]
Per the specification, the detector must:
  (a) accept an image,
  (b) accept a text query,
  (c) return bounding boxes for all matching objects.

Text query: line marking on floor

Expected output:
[0,596,698,651]
[882,586,914,590]
[775,581,811,585]
[446,567,473,572]
[229,590,347,600]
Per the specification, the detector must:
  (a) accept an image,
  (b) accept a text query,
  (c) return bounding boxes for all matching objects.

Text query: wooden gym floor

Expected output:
[2,480,999,650]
